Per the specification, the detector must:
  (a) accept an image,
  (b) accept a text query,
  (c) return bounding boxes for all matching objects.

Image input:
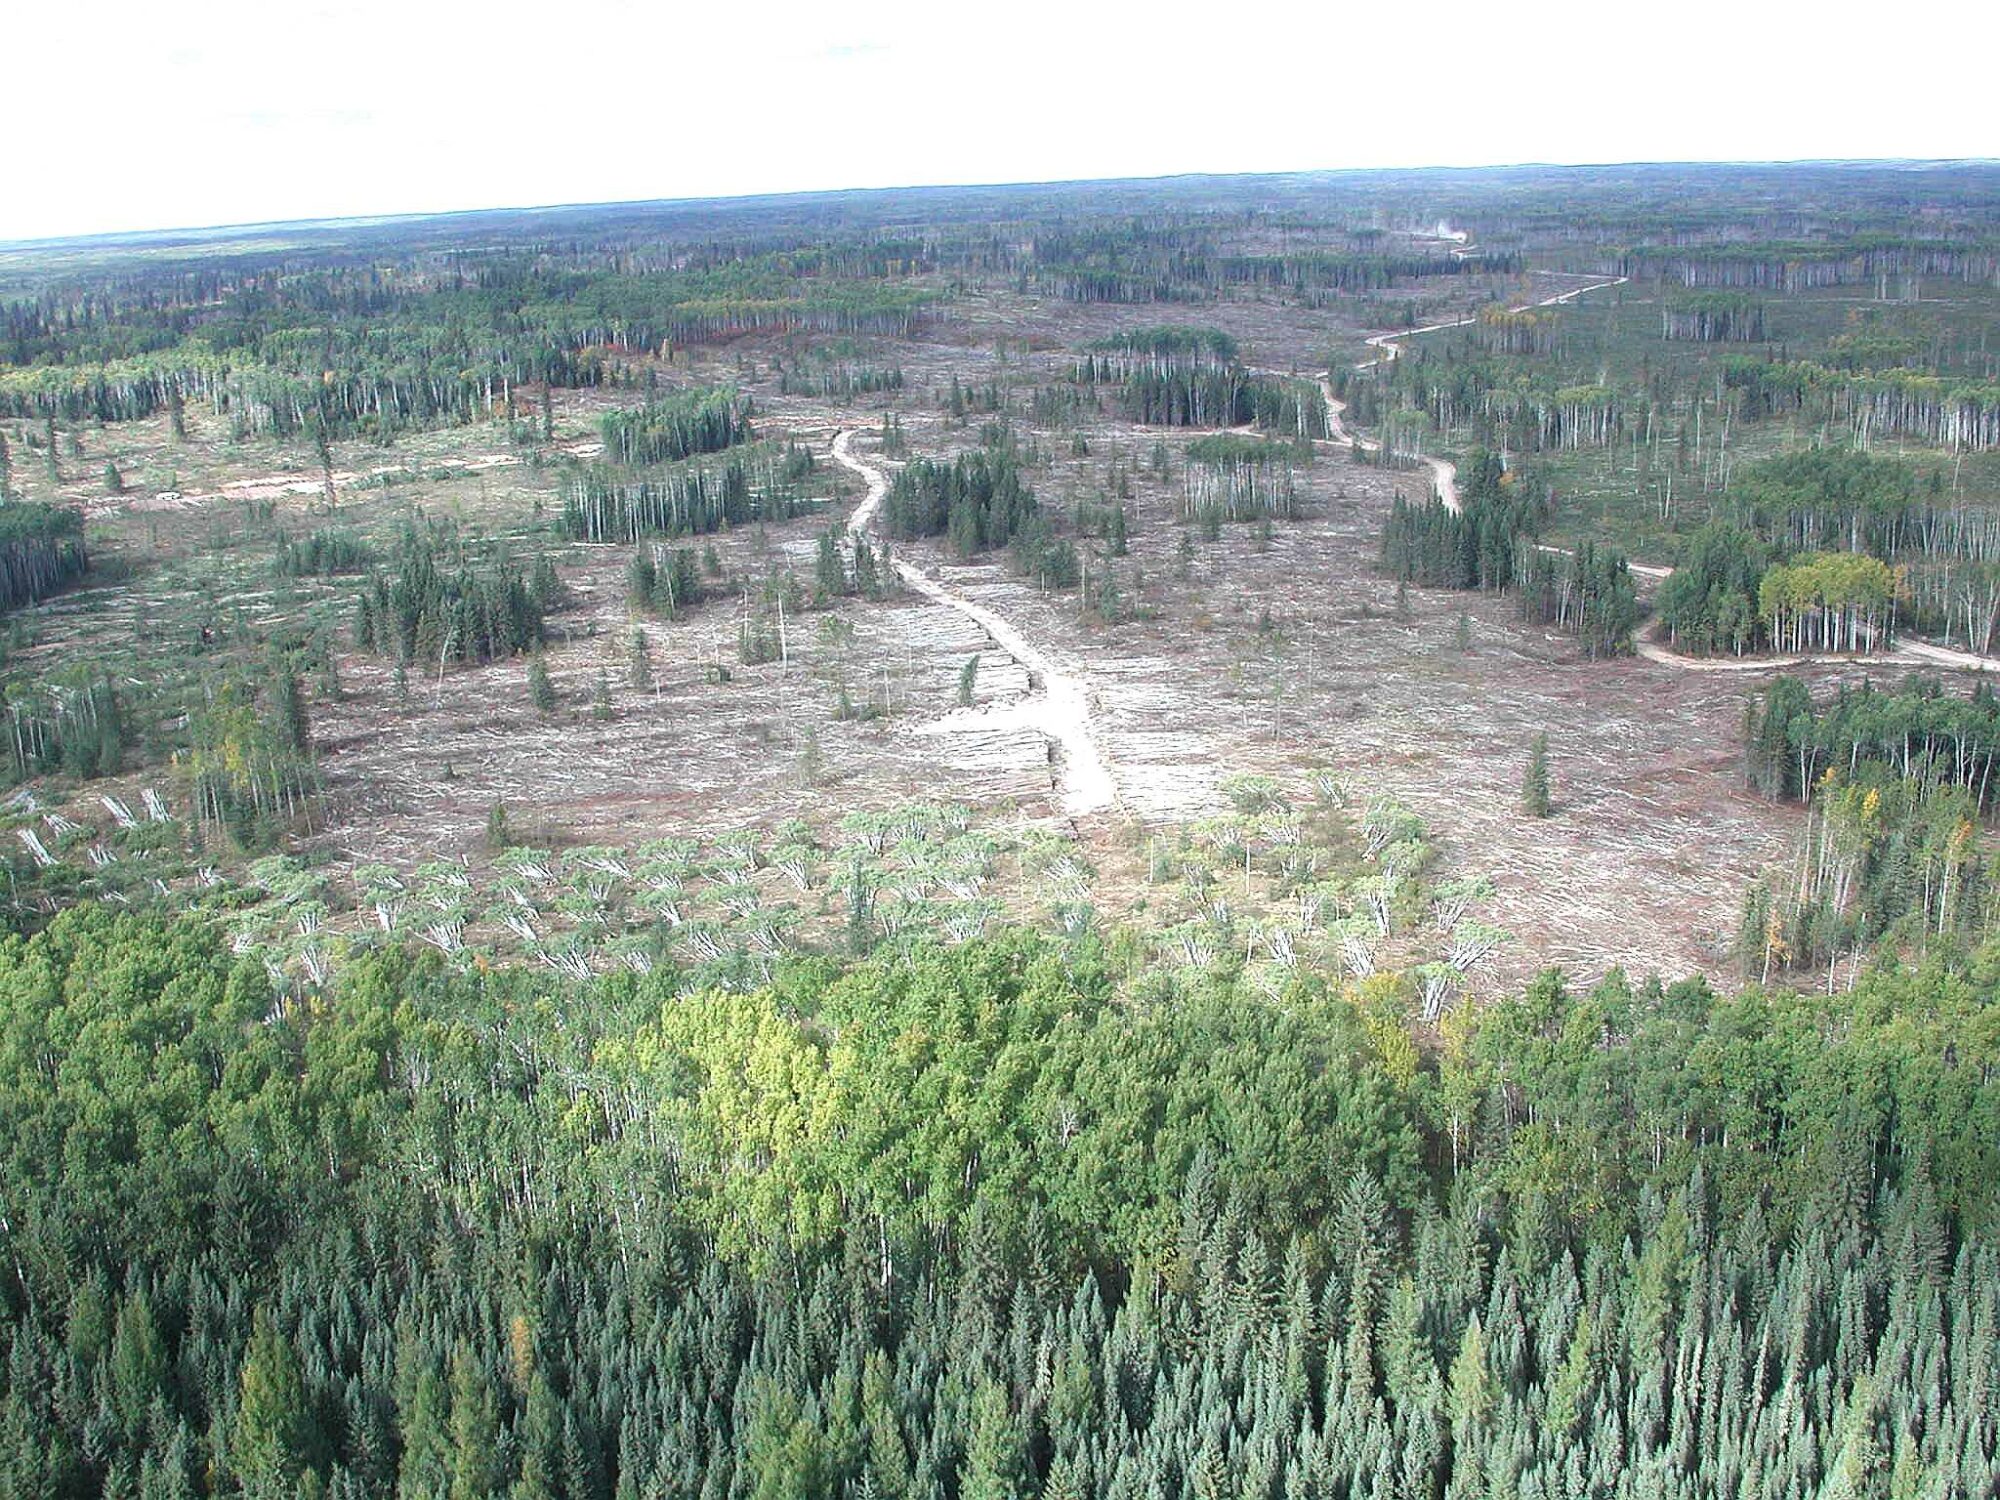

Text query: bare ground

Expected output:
[10,270,1956,990]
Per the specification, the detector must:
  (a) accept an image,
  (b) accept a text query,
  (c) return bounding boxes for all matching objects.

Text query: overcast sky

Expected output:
[6,0,1995,241]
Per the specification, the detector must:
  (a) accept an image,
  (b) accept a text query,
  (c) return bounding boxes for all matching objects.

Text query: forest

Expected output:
[1,161,1999,1500]
[0,909,1993,1499]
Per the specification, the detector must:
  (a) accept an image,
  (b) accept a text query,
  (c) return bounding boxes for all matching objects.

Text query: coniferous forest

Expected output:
[0,911,1994,1500]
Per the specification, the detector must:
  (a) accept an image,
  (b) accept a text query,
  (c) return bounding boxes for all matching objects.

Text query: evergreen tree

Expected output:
[485,801,513,853]
[110,1289,167,1437]
[1522,733,1552,818]
[816,530,849,599]
[958,1383,1027,1500]
[274,670,312,758]
[529,555,562,612]
[528,652,558,714]
[232,1309,318,1497]
[448,1348,503,1500]
[627,625,653,690]
[853,537,881,598]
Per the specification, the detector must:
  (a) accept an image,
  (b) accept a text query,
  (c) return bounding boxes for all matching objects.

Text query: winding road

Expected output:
[825,256,1994,814]
[1315,271,1631,514]
[1312,272,2000,677]
[832,431,1120,816]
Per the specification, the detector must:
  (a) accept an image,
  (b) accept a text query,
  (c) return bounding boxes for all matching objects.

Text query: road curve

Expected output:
[1315,271,2000,676]
[832,430,1120,816]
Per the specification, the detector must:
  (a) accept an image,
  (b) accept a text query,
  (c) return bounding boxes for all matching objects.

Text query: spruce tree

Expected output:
[628,625,653,690]
[958,1383,1027,1500]
[627,550,657,610]
[232,1309,318,1496]
[109,1290,166,1437]
[816,531,848,599]
[853,537,881,598]
[528,652,558,714]
[273,671,311,758]
[530,555,561,612]
[447,1347,503,1500]
[1521,733,1552,818]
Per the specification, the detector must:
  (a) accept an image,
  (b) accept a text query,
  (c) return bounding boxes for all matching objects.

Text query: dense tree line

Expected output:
[596,388,751,467]
[2,675,125,784]
[1032,230,1509,304]
[1513,543,1638,659]
[1662,534,1899,658]
[1745,674,2000,810]
[1075,339,1327,436]
[275,529,372,579]
[1742,675,2000,967]
[1756,552,1898,653]
[1181,435,1304,523]
[1357,351,1637,457]
[1660,293,1766,343]
[1209,247,1515,293]
[181,663,322,849]
[1657,452,1999,657]
[559,447,818,544]
[1379,456,1544,591]
[0,502,88,612]
[1716,449,1924,556]
[1656,523,1769,655]
[1381,463,1634,654]
[1475,306,1557,357]
[1617,236,2000,290]
[0,252,929,438]
[0,910,1994,1496]
[776,363,905,399]
[1080,327,1240,365]
[626,545,704,618]
[1722,359,2000,450]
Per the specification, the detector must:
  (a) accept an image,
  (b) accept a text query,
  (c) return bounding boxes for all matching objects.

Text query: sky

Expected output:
[5,0,1996,241]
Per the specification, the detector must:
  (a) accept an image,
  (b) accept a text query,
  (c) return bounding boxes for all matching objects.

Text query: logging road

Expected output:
[832,430,1120,817]
[1310,273,2000,676]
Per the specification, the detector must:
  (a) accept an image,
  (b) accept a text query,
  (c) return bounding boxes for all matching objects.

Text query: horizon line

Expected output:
[5,155,1998,254]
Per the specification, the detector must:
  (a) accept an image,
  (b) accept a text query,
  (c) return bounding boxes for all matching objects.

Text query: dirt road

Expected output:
[1319,272,2000,677]
[1315,273,1631,515]
[832,430,1119,817]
